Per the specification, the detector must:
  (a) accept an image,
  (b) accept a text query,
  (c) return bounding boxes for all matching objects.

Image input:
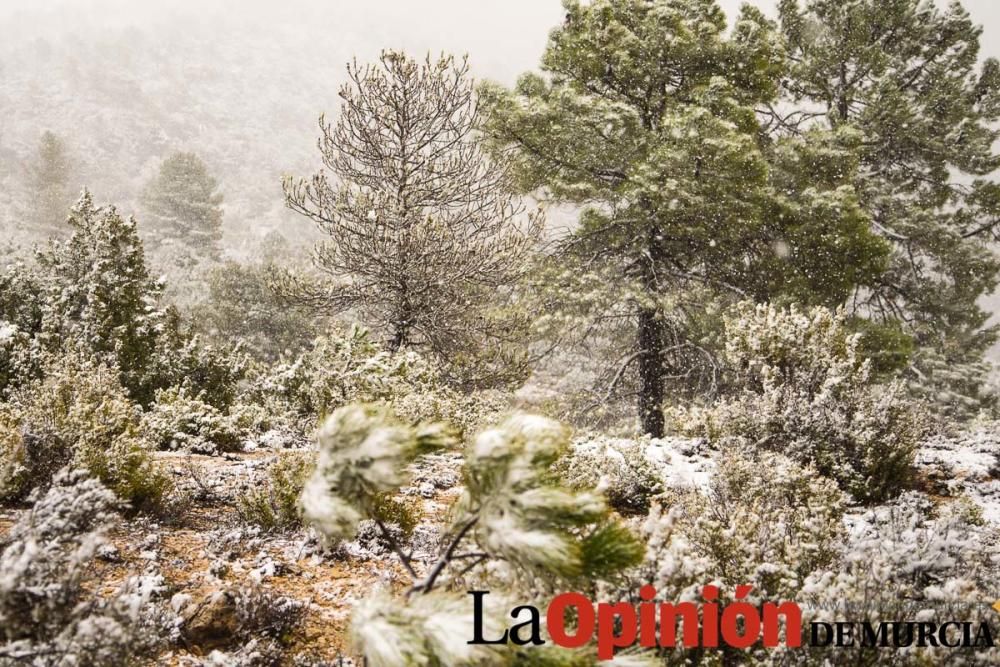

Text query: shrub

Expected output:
[796,492,1000,664]
[0,351,171,510]
[151,318,249,410]
[143,385,243,455]
[555,435,663,514]
[0,265,45,398]
[244,326,508,438]
[236,452,313,531]
[638,450,1000,662]
[0,469,174,665]
[647,446,846,601]
[670,302,927,502]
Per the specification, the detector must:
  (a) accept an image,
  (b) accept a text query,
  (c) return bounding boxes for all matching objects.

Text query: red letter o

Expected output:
[547,593,595,648]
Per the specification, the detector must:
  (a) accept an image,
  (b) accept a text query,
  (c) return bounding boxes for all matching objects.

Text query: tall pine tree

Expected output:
[481,0,888,435]
[775,0,1000,416]
[141,151,224,265]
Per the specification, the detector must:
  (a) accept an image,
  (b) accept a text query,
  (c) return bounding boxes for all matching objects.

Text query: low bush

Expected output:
[235,452,313,532]
[0,351,171,511]
[243,326,508,439]
[637,449,1000,663]
[143,385,243,455]
[669,302,928,502]
[0,469,174,665]
[555,435,663,514]
[642,446,846,602]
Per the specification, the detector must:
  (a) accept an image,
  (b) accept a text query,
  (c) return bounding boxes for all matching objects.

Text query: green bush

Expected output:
[142,386,243,455]
[0,351,171,511]
[669,302,928,502]
[235,452,313,531]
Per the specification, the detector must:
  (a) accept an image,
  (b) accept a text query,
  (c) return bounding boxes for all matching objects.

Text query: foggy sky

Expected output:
[1,0,996,86]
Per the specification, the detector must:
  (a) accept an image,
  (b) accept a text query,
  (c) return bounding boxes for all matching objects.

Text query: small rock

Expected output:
[182,589,240,649]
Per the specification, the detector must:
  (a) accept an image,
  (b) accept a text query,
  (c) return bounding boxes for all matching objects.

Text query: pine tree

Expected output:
[142,151,224,265]
[774,0,1000,415]
[35,191,167,403]
[481,0,889,435]
[280,51,542,389]
[301,406,643,665]
[25,130,76,237]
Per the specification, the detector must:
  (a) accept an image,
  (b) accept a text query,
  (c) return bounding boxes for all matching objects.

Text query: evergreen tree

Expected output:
[280,51,541,388]
[775,0,1000,416]
[194,259,322,363]
[481,0,888,435]
[3,192,243,408]
[35,191,167,403]
[142,151,224,265]
[25,130,75,237]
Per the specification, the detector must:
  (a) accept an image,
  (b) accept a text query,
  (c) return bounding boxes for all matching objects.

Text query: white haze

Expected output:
[0,0,999,340]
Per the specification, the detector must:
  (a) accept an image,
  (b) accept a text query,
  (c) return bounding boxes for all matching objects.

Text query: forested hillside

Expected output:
[1,1,999,666]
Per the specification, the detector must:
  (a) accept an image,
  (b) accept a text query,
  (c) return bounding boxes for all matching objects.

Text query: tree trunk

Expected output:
[636,304,666,438]
[388,325,406,352]
[634,196,667,438]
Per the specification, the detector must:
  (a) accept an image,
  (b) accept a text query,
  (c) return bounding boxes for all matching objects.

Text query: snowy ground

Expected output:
[1,429,996,664]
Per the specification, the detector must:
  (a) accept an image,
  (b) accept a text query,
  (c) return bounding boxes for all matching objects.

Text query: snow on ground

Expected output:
[917,426,1000,525]
[628,427,1000,527]
[643,436,715,490]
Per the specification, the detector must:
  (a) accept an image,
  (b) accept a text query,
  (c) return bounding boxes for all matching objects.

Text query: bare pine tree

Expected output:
[279,51,542,386]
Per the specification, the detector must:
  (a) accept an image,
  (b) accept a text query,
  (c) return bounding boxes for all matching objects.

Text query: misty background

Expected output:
[1,0,999,336]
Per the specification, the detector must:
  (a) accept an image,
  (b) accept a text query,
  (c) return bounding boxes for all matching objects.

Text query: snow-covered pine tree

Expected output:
[775,0,1000,417]
[481,0,904,435]
[142,151,224,265]
[24,130,76,238]
[279,50,542,389]
[300,405,644,665]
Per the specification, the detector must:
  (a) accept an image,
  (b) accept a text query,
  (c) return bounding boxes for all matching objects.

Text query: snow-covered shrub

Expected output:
[0,469,174,665]
[907,342,998,423]
[0,351,171,510]
[32,192,174,406]
[639,448,1000,662]
[233,586,305,646]
[245,326,508,438]
[393,385,509,439]
[0,320,40,402]
[265,327,435,416]
[0,265,45,398]
[236,452,313,531]
[143,385,243,455]
[642,447,846,604]
[180,585,305,666]
[555,435,663,514]
[796,492,1000,664]
[670,302,927,502]
[151,322,249,410]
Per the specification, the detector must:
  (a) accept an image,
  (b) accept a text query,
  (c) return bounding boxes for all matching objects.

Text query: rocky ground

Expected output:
[1,429,997,665]
[0,450,465,665]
